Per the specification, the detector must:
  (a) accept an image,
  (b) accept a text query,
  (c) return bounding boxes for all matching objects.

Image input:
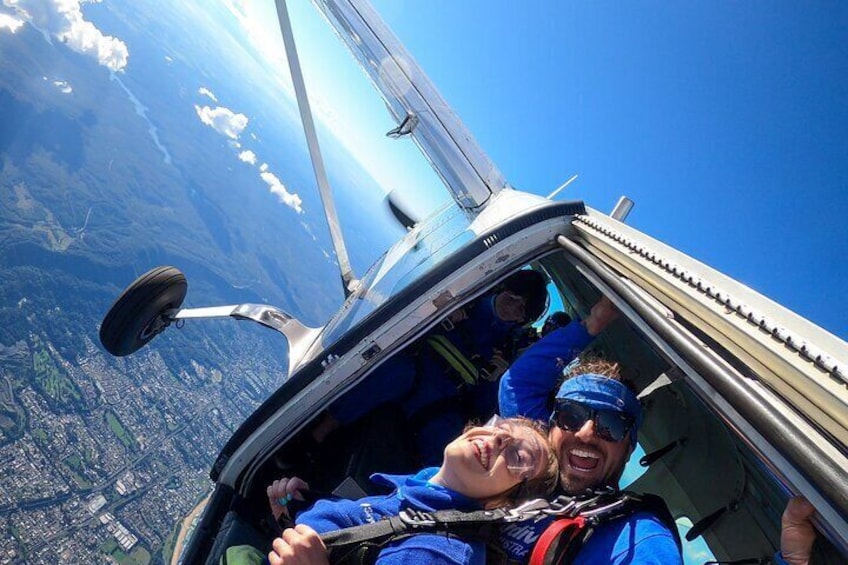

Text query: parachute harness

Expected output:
[315,487,657,565]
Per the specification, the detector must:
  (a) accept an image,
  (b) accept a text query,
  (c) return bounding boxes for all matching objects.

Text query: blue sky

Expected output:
[359,1,848,341]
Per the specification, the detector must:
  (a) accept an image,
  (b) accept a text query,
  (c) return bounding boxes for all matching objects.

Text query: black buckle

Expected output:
[399,509,436,527]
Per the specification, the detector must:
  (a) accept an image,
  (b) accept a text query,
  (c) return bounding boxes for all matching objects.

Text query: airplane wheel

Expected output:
[99,266,187,356]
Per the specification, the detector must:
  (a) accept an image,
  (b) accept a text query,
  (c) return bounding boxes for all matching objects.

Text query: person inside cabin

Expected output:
[308,269,550,466]
[265,415,559,565]
[495,294,684,562]
[498,353,683,564]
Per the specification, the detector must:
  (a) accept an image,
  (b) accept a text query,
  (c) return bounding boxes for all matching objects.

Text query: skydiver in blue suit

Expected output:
[498,297,683,564]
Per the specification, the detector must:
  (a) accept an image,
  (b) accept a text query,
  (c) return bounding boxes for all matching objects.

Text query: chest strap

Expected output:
[528,489,683,565]
[288,490,679,565]
[528,516,588,565]
[318,500,550,564]
[322,508,505,564]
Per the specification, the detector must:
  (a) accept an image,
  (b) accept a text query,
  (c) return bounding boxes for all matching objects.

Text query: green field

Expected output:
[0,376,27,439]
[161,523,179,564]
[100,539,151,565]
[105,410,136,449]
[10,523,29,560]
[63,453,92,488]
[32,347,80,405]
[122,547,151,565]
[100,538,118,554]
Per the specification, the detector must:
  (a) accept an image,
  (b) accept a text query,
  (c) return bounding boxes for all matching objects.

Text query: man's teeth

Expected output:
[568,448,600,472]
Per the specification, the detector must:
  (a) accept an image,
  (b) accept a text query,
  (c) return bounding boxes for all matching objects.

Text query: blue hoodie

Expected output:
[296,468,485,565]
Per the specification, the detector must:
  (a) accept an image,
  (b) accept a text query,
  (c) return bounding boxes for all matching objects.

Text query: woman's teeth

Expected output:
[472,438,490,470]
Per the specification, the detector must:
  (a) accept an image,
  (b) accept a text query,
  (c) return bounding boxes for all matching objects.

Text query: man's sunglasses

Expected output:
[552,400,634,443]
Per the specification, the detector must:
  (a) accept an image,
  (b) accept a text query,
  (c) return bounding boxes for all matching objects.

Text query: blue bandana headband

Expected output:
[554,374,643,447]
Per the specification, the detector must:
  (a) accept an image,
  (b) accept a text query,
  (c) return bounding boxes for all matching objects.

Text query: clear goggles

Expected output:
[482,415,543,479]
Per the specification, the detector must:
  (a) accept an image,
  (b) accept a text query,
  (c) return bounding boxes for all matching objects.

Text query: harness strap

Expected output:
[426,334,479,385]
[311,490,681,565]
[321,515,406,560]
[527,490,683,565]
[528,516,586,565]
[320,508,510,564]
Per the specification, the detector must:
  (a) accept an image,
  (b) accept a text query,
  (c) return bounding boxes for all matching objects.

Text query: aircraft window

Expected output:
[619,443,648,488]
[529,276,569,332]
[675,516,719,565]
[320,204,474,345]
[618,445,728,565]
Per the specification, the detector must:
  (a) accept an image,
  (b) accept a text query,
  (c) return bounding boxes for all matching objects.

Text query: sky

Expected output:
[354,1,847,341]
[227,0,848,340]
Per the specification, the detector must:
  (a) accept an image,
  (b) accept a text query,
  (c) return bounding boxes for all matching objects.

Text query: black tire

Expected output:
[99,266,188,356]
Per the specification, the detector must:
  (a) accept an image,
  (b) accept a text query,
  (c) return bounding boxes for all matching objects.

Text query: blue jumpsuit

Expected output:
[497,321,683,564]
[296,468,485,565]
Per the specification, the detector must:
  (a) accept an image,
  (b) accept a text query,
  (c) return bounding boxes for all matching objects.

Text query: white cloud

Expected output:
[238,150,257,165]
[52,79,72,94]
[164,55,173,63]
[5,0,128,71]
[194,104,248,139]
[198,86,218,102]
[0,12,24,32]
[259,163,269,172]
[260,171,303,213]
[221,0,288,70]
[62,18,127,71]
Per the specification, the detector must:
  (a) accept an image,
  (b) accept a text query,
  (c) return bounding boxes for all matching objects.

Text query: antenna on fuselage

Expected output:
[274,0,357,297]
[546,174,579,200]
[610,196,635,222]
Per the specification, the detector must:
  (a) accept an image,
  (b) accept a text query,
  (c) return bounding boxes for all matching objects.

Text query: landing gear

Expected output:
[99,266,187,356]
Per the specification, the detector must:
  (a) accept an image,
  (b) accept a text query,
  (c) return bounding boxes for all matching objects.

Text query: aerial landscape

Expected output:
[0,0,402,562]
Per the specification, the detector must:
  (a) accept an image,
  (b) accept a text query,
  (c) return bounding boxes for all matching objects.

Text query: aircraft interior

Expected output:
[205,249,841,564]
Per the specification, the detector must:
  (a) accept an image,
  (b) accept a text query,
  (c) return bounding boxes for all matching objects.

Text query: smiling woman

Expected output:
[434,415,556,508]
[263,416,558,565]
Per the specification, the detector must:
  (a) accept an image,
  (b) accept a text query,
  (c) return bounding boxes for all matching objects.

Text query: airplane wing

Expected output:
[310,0,508,211]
